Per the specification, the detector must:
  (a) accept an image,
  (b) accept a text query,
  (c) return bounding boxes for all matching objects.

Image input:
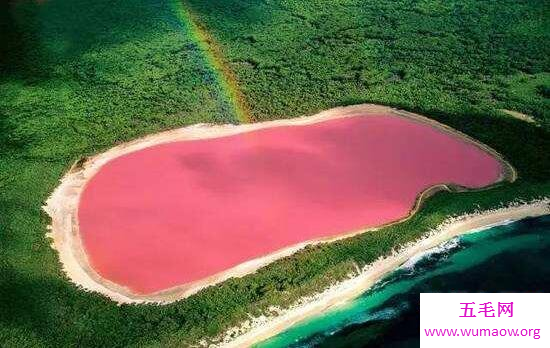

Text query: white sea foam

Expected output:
[399,237,461,270]
[367,305,403,321]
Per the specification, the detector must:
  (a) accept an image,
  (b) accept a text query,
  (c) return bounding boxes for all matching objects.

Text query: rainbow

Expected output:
[172,0,254,124]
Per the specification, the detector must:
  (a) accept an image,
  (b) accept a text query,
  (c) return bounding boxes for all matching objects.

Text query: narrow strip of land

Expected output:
[219,200,550,347]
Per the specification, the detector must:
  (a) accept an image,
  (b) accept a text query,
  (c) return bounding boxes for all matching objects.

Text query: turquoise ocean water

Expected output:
[257,214,550,348]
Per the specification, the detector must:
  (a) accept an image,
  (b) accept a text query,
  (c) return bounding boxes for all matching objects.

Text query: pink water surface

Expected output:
[78,114,502,294]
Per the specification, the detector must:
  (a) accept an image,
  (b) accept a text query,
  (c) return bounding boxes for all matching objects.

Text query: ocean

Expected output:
[257,214,550,348]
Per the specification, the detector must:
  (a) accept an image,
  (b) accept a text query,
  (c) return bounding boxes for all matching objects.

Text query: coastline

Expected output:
[42,103,515,304]
[216,199,550,347]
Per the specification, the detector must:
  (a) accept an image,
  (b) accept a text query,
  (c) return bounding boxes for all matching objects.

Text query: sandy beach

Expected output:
[217,199,550,347]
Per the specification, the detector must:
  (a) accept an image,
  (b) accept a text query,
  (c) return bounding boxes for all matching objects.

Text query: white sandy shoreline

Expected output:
[215,199,550,347]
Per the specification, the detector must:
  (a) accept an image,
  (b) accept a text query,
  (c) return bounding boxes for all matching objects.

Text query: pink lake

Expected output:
[78,114,503,294]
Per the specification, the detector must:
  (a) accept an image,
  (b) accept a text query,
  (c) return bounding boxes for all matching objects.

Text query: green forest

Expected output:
[1,0,549,346]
